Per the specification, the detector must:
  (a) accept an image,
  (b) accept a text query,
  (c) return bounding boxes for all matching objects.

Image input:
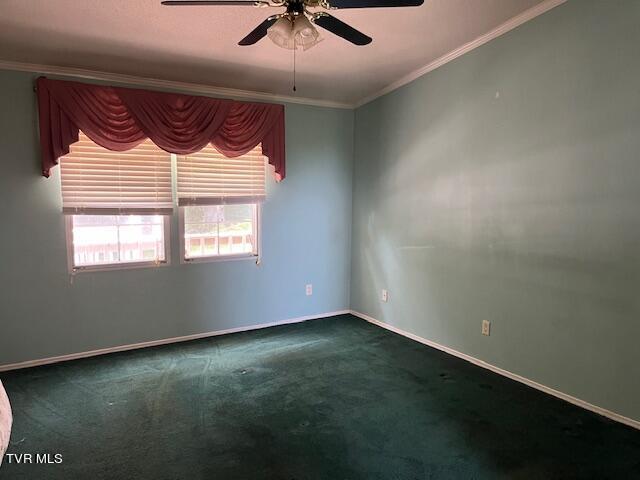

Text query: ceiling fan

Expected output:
[161,0,424,49]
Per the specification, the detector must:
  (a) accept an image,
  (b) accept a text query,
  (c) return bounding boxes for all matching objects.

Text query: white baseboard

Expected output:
[350,310,640,431]
[3,309,638,431]
[0,310,350,372]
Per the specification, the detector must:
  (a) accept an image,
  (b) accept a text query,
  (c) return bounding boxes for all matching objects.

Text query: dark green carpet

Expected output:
[1,314,639,479]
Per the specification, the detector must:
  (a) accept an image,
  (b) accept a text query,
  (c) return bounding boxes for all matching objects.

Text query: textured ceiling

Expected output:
[0,0,546,105]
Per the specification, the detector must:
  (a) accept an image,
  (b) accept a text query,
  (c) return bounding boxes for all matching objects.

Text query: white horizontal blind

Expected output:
[60,132,173,215]
[177,144,266,206]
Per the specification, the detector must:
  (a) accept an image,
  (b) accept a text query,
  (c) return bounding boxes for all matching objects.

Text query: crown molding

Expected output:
[354,0,567,108]
[0,60,353,110]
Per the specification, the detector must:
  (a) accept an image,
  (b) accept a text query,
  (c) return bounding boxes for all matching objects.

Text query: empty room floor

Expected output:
[1,314,639,479]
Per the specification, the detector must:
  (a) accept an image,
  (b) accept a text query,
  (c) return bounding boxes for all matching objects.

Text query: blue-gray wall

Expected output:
[351,0,640,421]
[0,70,354,365]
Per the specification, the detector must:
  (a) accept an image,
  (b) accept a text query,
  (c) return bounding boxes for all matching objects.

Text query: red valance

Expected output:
[36,77,286,181]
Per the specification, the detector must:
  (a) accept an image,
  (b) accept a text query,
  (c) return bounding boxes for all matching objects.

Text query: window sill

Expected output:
[70,260,170,274]
[181,254,259,265]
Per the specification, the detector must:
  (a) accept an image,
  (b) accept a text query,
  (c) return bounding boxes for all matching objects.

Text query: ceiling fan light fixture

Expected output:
[292,15,322,51]
[267,15,322,51]
[267,17,296,50]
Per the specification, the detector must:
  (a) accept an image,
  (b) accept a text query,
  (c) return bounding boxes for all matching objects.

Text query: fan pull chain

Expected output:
[293,46,297,92]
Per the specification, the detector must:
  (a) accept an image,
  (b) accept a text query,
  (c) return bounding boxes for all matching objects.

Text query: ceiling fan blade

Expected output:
[327,0,423,8]
[238,16,279,45]
[161,1,270,6]
[313,14,371,46]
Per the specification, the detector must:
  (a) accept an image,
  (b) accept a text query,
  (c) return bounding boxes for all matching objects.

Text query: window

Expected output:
[66,215,170,271]
[180,204,259,261]
[177,144,265,262]
[60,133,267,269]
[61,133,172,272]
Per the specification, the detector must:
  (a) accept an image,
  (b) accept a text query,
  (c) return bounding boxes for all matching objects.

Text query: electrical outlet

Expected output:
[482,320,491,336]
[381,289,389,303]
[306,284,313,296]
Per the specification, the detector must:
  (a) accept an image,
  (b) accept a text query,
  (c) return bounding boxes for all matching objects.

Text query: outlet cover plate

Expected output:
[482,320,491,336]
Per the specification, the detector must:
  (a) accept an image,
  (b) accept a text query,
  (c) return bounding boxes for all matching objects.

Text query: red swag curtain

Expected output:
[36,77,286,181]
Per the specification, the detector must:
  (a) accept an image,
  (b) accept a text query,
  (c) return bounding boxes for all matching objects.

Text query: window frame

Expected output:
[178,204,261,265]
[65,214,172,274]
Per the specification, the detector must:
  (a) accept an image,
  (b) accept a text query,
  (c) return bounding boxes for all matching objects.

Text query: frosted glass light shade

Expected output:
[267,17,296,50]
[267,16,322,51]
[292,16,322,51]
